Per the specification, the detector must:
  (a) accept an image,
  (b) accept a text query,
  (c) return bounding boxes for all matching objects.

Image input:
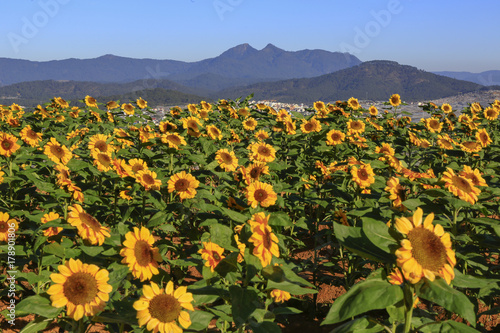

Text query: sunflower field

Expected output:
[0,94,499,333]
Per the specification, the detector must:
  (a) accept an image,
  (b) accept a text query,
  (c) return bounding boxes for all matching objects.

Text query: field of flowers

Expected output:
[0,94,499,332]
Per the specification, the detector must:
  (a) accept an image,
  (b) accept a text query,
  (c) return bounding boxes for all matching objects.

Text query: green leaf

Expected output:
[417,320,480,333]
[452,269,500,289]
[209,223,238,251]
[188,310,214,331]
[272,307,302,315]
[80,245,104,257]
[334,224,394,263]
[250,321,282,333]
[417,278,476,327]
[19,317,52,333]
[401,198,423,211]
[268,211,293,227]
[322,276,403,325]
[43,243,65,257]
[331,316,385,333]
[361,217,398,255]
[221,207,248,223]
[147,211,171,228]
[229,285,260,327]
[16,295,62,318]
[266,280,317,296]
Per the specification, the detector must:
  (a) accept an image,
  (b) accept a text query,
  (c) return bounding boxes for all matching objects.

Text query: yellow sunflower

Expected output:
[198,241,225,272]
[180,116,203,133]
[167,171,200,201]
[241,162,270,184]
[313,101,326,111]
[436,134,455,150]
[385,177,406,209]
[41,212,63,239]
[0,169,4,184]
[112,158,132,178]
[476,128,492,147]
[136,97,147,109]
[206,124,223,140]
[44,138,72,165]
[284,119,297,135]
[20,125,42,147]
[47,258,112,321]
[375,143,395,156]
[243,118,258,131]
[0,132,21,157]
[215,149,239,172]
[459,165,487,187]
[134,281,194,332]
[389,94,401,107]
[369,105,378,116]
[247,212,270,231]
[483,107,499,121]
[67,204,111,245]
[270,289,291,303]
[106,100,119,110]
[347,97,361,110]
[159,121,178,133]
[424,118,442,133]
[460,141,482,153]
[246,181,277,208]
[0,212,18,242]
[254,130,270,141]
[129,158,149,177]
[248,142,276,163]
[326,129,345,146]
[88,134,115,156]
[161,133,186,149]
[300,117,322,133]
[93,152,113,172]
[441,168,481,204]
[347,119,366,134]
[122,103,135,115]
[136,170,162,191]
[120,227,162,281]
[84,95,98,108]
[249,222,279,267]
[53,97,69,109]
[441,103,452,114]
[395,208,456,284]
[351,163,375,189]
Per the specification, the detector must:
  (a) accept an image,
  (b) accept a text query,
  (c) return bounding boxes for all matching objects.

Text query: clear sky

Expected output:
[1,0,499,72]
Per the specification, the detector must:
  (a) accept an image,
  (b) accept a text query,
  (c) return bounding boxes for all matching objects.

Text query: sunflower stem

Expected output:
[403,283,415,333]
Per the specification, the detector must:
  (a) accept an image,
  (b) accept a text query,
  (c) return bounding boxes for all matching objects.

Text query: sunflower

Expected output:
[389,94,401,107]
[0,212,18,242]
[284,119,297,135]
[369,105,378,116]
[0,169,4,184]
[476,128,492,147]
[246,181,277,208]
[112,158,132,178]
[248,142,276,163]
[136,97,147,109]
[347,97,360,110]
[300,117,322,133]
[47,258,112,321]
[424,118,442,133]
[247,212,270,231]
[313,101,326,111]
[201,100,212,110]
[67,204,111,245]
[122,103,135,115]
[136,170,162,191]
[134,281,194,332]
[198,241,225,272]
[385,177,406,209]
[441,103,452,114]
[0,132,21,157]
[180,116,203,133]
[84,95,98,108]
[161,133,186,149]
[215,149,238,172]
[88,134,115,156]
[106,100,119,110]
[436,134,455,150]
[129,158,149,176]
[441,168,481,204]
[20,125,42,147]
[120,227,162,281]
[234,234,246,263]
[254,130,270,141]
[249,222,279,267]
[159,121,178,133]
[351,163,375,189]
[167,171,200,201]
[243,118,258,131]
[41,212,63,239]
[483,107,499,121]
[325,129,345,146]
[347,119,366,134]
[276,109,291,122]
[93,152,113,172]
[459,165,487,187]
[460,141,482,153]
[375,143,395,156]
[395,208,456,284]
[243,162,270,184]
[44,138,72,165]
[270,289,291,303]
[206,125,223,140]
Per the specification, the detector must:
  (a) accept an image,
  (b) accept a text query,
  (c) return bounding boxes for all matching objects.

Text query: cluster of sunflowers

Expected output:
[0,93,499,332]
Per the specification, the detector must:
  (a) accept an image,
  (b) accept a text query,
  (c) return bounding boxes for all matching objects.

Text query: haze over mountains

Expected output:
[0,43,498,107]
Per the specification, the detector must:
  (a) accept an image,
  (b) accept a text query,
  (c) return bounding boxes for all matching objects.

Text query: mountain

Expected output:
[433,70,500,86]
[0,44,361,88]
[217,61,485,103]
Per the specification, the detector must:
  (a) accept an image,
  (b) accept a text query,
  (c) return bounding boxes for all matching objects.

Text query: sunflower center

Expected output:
[263,228,272,249]
[97,153,111,166]
[254,189,268,202]
[79,212,101,231]
[2,140,12,150]
[148,294,181,324]
[134,240,153,266]
[331,133,340,141]
[27,130,38,139]
[175,179,189,191]
[250,168,261,179]
[167,135,181,145]
[212,251,221,261]
[221,153,232,164]
[50,145,65,158]
[95,141,107,152]
[352,122,362,130]
[0,221,7,231]
[142,174,155,185]
[407,227,446,272]
[358,169,368,180]
[132,164,144,174]
[63,272,98,305]
[452,176,472,192]
[304,123,314,131]
[257,146,270,156]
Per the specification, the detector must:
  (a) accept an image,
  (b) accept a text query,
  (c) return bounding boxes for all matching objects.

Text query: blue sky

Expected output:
[1,0,499,72]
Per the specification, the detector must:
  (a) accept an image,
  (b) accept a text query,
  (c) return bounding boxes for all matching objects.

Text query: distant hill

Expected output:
[0,44,361,88]
[433,70,500,86]
[0,79,208,107]
[217,61,485,103]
